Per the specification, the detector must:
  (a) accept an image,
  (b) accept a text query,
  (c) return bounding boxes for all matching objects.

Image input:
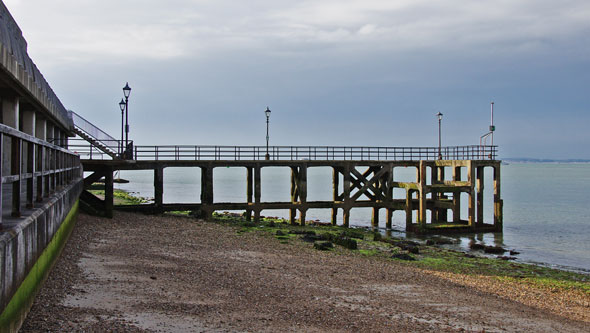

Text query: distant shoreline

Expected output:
[502,158,590,163]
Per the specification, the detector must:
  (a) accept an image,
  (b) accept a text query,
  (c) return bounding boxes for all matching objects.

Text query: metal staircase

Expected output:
[70,111,121,159]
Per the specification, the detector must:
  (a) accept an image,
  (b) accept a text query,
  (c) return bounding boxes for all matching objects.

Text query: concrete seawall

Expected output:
[0,178,82,332]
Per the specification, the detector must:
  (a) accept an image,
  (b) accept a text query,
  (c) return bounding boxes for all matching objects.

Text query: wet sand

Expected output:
[21,212,589,332]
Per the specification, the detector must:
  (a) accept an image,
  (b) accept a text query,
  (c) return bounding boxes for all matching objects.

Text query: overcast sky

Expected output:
[4,0,590,158]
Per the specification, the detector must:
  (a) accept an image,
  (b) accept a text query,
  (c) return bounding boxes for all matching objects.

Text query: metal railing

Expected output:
[0,123,82,230]
[68,138,121,160]
[70,111,120,155]
[131,145,498,161]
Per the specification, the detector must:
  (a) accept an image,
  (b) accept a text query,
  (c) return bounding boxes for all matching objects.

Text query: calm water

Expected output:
[112,163,590,273]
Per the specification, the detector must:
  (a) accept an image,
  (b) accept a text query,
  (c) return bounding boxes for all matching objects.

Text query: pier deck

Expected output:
[82,148,502,233]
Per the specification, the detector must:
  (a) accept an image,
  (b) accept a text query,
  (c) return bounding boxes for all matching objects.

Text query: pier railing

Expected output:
[0,124,82,229]
[131,145,497,161]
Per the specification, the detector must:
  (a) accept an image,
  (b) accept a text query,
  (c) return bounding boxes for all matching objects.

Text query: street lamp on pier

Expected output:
[265,107,271,160]
[436,112,443,160]
[119,98,125,156]
[122,82,131,158]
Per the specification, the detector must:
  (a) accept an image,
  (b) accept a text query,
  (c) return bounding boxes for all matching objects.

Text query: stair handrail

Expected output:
[69,111,120,154]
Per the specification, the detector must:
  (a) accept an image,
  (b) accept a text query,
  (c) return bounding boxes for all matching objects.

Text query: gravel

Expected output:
[20,212,590,332]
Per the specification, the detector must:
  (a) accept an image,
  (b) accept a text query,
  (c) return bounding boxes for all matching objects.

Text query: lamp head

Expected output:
[436,112,443,121]
[119,98,126,112]
[123,82,131,98]
[265,106,271,118]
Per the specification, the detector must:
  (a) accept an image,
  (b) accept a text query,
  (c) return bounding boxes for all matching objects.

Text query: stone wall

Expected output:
[0,178,82,332]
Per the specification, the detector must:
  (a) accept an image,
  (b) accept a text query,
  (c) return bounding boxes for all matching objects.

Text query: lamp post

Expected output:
[122,82,131,155]
[436,112,443,160]
[265,107,271,160]
[119,99,125,156]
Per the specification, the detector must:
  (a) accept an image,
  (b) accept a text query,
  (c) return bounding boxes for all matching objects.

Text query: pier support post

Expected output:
[468,162,476,229]
[331,167,339,226]
[372,207,379,228]
[417,161,427,226]
[386,209,393,229]
[493,164,503,231]
[201,166,214,220]
[154,166,164,213]
[476,166,484,225]
[431,165,439,223]
[290,166,298,225]
[452,166,461,223]
[299,165,307,226]
[405,189,413,230]
[438,166,447,222]
[246,167,253,221]
[254,165,261,222]
[343,163,351,227]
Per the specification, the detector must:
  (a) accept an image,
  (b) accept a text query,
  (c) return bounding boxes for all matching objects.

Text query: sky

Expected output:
[4,0,590,159]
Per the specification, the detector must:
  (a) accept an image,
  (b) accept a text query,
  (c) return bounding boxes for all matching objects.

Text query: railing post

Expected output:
[26,141,35,208]
[11,137,22,217]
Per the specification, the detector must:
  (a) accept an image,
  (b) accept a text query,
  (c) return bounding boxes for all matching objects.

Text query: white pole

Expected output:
[491,102,494,146]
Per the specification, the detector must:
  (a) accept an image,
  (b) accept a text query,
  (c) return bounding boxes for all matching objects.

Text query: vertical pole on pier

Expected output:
[476,166,484,225]
[104,166,114,219]
[246,166,253,221]
[467,161,476,229]
[417,161,427,227]
[201,166,214,220]
[452,166,462,223]
[290,166,298,225]
[154,166,164,213]
[493,164,503,231]
[331,167,339,226]
[342,163,351,227]
[254,165,261,222]
[11,137,22,217]
[299,164,307,226]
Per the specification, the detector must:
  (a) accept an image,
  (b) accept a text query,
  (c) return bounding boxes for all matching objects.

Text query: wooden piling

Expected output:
[331,167,339,226]
[493,164,503,230]
[254,165,261,222]
[452,166,461,223]
[201,166,213,220]
[372,207,379,228]
[343,164,351,227]
[476,166,484,225]
[290,166,298,225]
[246,166,253,221]
[467,161,476,228]
[299,165,307,226]
[154,166,164,213]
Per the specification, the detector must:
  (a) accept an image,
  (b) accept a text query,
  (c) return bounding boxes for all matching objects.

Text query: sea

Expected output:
[112,163,590,274]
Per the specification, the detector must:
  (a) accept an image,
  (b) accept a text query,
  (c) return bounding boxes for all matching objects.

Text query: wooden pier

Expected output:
[81,145,502,233]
